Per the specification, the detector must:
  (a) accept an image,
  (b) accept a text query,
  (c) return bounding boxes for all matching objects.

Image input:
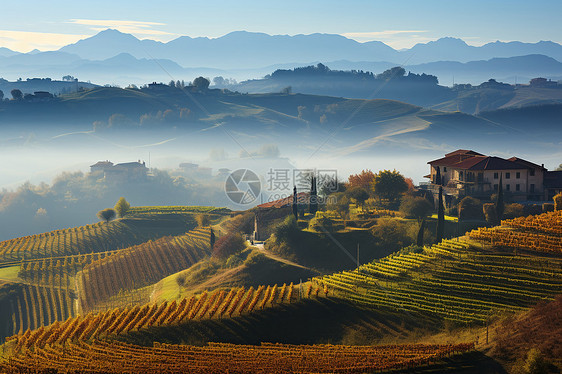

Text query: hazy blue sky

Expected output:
[1,0,561,52]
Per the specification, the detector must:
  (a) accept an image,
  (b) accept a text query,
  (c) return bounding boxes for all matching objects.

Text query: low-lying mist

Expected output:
[1,123,560,241]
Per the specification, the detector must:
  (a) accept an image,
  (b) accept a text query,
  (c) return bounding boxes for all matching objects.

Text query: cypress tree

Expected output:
[210,228,215,250]
[417,218,425,247]
[309,176,318,216]
[436,186,445,243]
[495,174,504,224]
[292,186,298,220]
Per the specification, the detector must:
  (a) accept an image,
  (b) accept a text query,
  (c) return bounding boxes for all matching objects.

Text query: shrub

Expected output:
[176,273,187,288]
[399,196,432,221]
[542,203,555,213]
[483,203,498,225]
[504,203,525,219]
[370,218,412,249]
[225,253,244,268]
[520,348,549,374]
[554,193,562,211]
[457,196,483,220]
[308,216,335,233]
[212,232,246,260]
[273,215,299,243]
[244,250,268,267]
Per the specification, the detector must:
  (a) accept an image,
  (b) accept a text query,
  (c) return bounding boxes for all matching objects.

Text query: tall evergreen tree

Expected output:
[292,186,298,220]
[435,186,445,243]
[210,228,215,250]
[435,166,442,186]
[417,218,426,247]
[309,176,318,216]
[495,174,505,224]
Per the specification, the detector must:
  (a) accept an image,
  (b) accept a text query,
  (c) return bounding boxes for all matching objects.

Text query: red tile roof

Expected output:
[467,157,527,170]
[445,149,484,157]
[430,150,540,171]
[507,157,545,170]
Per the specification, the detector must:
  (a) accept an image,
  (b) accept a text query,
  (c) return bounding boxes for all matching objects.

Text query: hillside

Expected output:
[2,84,561,167]
[0,214,197,264]
[1,205,562,372]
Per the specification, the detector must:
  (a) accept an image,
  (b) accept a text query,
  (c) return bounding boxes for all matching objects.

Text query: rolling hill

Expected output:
[0,204,561,372]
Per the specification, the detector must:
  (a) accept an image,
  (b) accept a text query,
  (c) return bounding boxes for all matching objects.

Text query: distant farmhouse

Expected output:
[425,150,562,201]
[90,160,148,182]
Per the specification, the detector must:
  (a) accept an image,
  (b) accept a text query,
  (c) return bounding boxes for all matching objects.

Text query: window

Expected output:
[444,167,447,172]
[506,172,510,179]
[516,184,520,191]
[530,169,535,176]
[459,171,463,181]
[530,184,535,193]
[516,172,520,179]
[494,172,499,179]
[506,184,510,191]
[493,184,498,190]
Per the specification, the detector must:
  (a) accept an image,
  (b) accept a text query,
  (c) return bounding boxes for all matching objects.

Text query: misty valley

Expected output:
[0,12,562,374]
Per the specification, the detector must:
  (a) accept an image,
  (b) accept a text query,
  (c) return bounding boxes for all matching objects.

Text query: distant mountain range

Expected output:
[56,30,562,67]
[0,29,561,88]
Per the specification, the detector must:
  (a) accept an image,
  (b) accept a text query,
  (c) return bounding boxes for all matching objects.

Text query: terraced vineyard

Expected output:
[469,210,562,254]
[77,227,213,312]
[3,284,75,338]
[0,340,475,374]
[7,282,305,349]
[317,239,562,323]
[0,215,195,263]
[18,251,115,289]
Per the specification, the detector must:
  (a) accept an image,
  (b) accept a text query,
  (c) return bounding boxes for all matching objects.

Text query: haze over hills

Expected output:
[1,30,562,86]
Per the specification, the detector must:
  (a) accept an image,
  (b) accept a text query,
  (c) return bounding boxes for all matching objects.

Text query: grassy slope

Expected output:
[488,295,562,370]
[152,251,317,303]
[266,229,398,273]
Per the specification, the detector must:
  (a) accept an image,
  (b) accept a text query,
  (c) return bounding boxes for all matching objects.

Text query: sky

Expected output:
[0,0,561,52]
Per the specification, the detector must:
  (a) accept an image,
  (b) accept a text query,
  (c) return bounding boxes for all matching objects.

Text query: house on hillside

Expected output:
[90,160,148,182]
[424,149,561,201]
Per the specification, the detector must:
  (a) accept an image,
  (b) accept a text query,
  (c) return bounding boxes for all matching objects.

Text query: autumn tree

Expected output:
[348,170,375,190]
[114,197,130,218]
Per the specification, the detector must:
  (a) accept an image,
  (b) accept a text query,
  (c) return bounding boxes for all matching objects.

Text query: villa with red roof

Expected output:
[426,150,560,201]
